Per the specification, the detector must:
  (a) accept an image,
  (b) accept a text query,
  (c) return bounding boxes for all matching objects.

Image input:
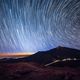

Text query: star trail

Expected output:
[0,0,80,53]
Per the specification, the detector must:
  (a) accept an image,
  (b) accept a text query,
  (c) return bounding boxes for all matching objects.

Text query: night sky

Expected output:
[0,0,80,53]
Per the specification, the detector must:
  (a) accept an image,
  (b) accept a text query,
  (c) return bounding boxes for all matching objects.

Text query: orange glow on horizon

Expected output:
[0,52,34,58]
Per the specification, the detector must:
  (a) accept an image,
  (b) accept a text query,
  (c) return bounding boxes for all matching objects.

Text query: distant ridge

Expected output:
[24,46,80,64]
[0,46,80,64]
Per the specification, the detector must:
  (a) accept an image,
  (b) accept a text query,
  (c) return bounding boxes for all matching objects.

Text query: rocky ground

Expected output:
[0,62,80,80]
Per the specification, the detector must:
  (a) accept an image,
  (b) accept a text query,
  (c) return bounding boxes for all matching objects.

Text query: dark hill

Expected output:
[0,46,80,64]
[23,46,80,64]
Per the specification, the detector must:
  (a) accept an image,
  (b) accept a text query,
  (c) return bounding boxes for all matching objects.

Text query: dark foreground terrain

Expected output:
[0,47,80,80]
[0,62,80,80]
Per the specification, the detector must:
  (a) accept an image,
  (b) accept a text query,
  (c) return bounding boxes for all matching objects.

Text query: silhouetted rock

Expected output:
[24,46,80,64]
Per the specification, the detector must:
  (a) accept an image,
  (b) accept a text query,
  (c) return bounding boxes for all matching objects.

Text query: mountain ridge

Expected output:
[23,46,80,64]
[0,46,80,64]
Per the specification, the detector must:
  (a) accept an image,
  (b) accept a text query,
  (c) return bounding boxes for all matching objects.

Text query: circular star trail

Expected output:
[0,0,80,53]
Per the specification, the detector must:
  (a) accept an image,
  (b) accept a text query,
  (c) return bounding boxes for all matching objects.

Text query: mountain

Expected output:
[22,46,80,64]
[0,46,80,64]
[0,46,80,80]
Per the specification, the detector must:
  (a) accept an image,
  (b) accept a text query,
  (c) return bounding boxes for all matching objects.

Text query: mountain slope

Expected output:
[23,46,80,64]
[0,46,80,64]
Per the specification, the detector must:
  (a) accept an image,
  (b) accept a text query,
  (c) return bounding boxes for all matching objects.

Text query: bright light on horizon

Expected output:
[0,52,35,58]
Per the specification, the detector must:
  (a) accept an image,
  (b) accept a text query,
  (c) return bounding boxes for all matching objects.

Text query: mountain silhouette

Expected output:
[0,46,80,64]
[23,46,80,64]
[0,47,80,80]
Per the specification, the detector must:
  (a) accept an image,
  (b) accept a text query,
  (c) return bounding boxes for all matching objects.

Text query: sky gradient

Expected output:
[0,0,80,53]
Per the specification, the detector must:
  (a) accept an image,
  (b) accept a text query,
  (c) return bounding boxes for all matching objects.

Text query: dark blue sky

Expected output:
[0,0,80,53]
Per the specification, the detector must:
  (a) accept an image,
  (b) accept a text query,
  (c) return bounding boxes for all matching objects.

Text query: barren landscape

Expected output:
[0,62,80,80]
[0,47,80,80]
